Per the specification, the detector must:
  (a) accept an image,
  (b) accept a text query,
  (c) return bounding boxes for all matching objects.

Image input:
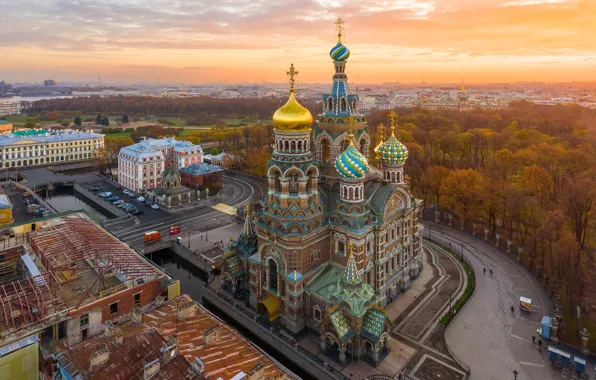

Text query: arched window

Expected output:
[268,260,278,292]
[340,98,347,112]
[298,140,302,151]
[327,98,333,111]
[348,187,353,200]
[284,141,289,151]
[355,187,359,199]
[291,141,296,152]
[313,306,322,322]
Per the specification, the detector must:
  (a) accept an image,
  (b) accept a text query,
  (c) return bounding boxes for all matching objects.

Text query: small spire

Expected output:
[335,17,345,43]
[462,78,465,94]
[343,242,361,285]
[242,204,255,237]
[378,123,385,142]
[286,63,298,93]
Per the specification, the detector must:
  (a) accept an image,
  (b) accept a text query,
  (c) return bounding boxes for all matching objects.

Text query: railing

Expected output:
[204,287,350,380]
[1,180,58,214]
[73,183,127,217]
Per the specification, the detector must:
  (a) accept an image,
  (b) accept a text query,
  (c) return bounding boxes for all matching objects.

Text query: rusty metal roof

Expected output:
[144,294,292,380]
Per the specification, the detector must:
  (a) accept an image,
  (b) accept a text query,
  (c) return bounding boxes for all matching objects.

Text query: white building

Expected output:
[0,102,20,116]
[118,137,203,191]
[0,129,104,168]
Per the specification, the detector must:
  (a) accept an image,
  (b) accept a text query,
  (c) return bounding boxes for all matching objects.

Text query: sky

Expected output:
[1,0,595,85]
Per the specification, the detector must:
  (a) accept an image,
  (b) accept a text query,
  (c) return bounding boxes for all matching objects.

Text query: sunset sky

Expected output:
[1,0,595,84]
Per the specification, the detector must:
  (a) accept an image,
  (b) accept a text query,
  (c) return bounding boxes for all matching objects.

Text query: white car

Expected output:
[123,190,131,195]
[137,196,145,202]
[151,204,160,210]
[99,192,112,198]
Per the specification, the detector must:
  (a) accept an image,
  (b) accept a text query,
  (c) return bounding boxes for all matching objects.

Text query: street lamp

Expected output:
[429,225,432,241]
[460,243,464,261]
[449,293,452,316]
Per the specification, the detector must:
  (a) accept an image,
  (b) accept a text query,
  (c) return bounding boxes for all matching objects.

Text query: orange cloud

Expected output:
[0,0,594,83]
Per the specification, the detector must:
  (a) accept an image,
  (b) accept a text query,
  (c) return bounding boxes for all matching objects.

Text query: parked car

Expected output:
[129,192,137,198]
[137,196,145,202]
[107,196,119,202]
[127,208,138,213]
[118,203,130,209]
[123,190,131,195]
[116,185,122,190]
[132,210,145,216]
[113,200,125,205]
[123,204,136,210]
[90,186,101,192]
[99,192,112,198]
[151,204,160,210]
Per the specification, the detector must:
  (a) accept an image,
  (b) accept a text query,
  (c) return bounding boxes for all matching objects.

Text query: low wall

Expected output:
[72,183,126,218]
[202,287,349,380]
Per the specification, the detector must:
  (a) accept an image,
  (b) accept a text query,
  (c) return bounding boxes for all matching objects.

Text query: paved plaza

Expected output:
[429,223,595,380]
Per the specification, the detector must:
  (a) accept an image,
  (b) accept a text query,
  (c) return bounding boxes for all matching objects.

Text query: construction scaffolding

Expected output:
[0,213,163,335]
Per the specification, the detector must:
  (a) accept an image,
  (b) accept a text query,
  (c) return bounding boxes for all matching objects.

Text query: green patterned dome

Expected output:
[335,141,368,178]
[378,130,408,165]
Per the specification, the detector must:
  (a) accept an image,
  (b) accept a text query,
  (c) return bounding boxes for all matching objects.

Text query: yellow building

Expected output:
[0,129,104,169]
[0,336,39,380]
[0,194,13,226]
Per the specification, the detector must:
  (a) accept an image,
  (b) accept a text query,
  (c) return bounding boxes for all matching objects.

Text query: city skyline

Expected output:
[1,0,595,84]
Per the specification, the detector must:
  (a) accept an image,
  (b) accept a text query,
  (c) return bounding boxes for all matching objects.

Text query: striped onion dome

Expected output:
[335,139,368,178]
[330,42,350,61]
[378,130,408,165]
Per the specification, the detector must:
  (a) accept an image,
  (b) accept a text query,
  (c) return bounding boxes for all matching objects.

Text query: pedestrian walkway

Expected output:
[426,222,594,380]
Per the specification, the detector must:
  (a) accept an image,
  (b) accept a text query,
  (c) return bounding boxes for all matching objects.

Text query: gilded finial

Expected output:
[462,78,465,94]
[388,111,397,137]
[347,115,355,146]
[335,17,345,43]
[347,241,354,256]
[287,63,298,93]
[245,204,250,212]
[378,123,385,141]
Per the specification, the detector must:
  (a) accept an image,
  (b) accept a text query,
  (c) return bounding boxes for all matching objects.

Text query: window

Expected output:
[80,313,89,327]
[313,306,322,322]
[134,293,141,307]
[109,302,118,315]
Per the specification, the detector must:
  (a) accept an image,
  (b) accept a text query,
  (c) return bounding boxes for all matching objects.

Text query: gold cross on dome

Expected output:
[335,17,345,42]
[287,63,298,92]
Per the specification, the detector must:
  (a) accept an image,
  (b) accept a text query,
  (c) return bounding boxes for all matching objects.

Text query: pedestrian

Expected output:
[532,335,536,344]
[490,269,493,275]
[538,339,542,351]
[449,242,452,249]
[483,268,486,274]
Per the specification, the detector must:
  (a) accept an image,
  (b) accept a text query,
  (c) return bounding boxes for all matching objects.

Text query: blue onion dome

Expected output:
[330,42,350,61]
[378,127,408,165]
[335,136,368,178]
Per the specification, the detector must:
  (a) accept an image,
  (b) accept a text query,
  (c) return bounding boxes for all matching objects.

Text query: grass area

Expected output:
[426,238,476,326]
[104,131,132,138]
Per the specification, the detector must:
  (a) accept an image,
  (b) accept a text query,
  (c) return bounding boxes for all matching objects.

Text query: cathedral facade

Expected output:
[224,19,424,365]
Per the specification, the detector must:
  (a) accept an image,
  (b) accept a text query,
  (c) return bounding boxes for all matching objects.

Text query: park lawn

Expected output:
[103,131,132,138]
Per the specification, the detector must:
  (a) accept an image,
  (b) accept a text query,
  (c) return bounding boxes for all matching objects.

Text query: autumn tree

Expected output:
[420,165,451,207]
[440,169,484,228]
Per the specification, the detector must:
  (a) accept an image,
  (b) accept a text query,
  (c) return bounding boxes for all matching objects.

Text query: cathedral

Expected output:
[223,18,424,365]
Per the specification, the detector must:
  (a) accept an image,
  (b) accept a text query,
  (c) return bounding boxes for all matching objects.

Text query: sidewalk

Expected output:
[426,222,594,380]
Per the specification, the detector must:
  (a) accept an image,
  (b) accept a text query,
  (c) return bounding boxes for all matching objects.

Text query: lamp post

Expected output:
[449,293,452,316]
[460,243,464,261]
[429,225,432,241]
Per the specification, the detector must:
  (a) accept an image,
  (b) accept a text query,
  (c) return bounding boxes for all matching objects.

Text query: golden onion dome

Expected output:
[272,63,313,132]
[272,91,313,132]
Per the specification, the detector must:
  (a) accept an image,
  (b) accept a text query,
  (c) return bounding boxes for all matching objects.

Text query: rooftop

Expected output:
[0,212,170,345]
[180,163,222,176]
[56,294,294,380]
[0,129,103,146]
[119,137,202,160]
[143,294,293,380]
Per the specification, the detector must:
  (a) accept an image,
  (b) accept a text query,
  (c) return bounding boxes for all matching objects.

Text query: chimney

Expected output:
[155,295,165,307]
[104,321,113,337]
[177,302,196,320]
[144,359,160,380]
[247,361,264,380]
[202,325,220,345]
[90,346,110,372]
[160,342,177,364]
[132,307,143,325]
[113,331,123,347]
[191,357,205,375]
